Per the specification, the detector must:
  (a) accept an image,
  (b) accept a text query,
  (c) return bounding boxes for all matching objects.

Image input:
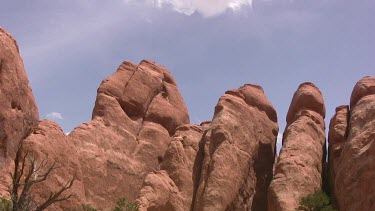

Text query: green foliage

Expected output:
[82,204,97,211]
[113,198,139,211]
[0,197,12,211]
[297,191,336,211]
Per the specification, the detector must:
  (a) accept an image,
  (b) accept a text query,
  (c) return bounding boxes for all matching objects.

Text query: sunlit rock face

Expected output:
[70,60,190,209]
[268,82,326,211]
[0,27,39,197]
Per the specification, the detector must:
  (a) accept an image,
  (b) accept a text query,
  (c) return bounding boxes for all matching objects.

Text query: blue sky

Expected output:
[1,0,374,151]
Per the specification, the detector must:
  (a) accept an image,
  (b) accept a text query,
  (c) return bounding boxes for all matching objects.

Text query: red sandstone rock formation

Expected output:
[0,27,39,197]
[268,82,326,211]
[137,122,210,210]
[70,60,190,209]
[328,105,348,208]
[192,84,278,211]
[329,76,375,211]
[21,120,86,210]
[0,27,190,210]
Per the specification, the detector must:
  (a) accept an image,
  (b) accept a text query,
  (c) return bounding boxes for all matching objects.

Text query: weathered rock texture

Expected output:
[22,120,86,210]
[328,105,349,208]
[329,76,375,211]
[192,84,278,211]
[70,60,190,209]
[137,122,210,211]
[0,27,39,196]
[268,82,326,211]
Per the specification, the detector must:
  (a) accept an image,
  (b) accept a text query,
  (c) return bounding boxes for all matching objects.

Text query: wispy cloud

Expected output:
[46,112,63,120]
[126,0,253,17]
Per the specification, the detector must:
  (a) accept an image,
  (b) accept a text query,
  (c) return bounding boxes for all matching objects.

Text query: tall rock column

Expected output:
[192,84,278,211]
[330,76,375,211]
[268,82,326,211]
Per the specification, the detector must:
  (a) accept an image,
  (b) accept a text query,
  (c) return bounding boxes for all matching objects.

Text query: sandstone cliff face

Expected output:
[268,82,326,211]
[192,85,278,211]
[137,123,210,211]
[70,60,190,209]
[0,27,39,196]
[329,76,375,211]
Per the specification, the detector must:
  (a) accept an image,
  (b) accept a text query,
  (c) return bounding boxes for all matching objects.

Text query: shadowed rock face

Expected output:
[268,82,326,211]
[70,60,190,209]
[192,84,278,211]
[330,76,375,211]
[136,123,210,211]
[0,27,39,196]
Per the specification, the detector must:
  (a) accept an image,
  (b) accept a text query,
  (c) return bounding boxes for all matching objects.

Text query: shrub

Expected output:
[82,204,97,211]
[113,198,139,211]
[297,191,336,211]
[0,197,12,211]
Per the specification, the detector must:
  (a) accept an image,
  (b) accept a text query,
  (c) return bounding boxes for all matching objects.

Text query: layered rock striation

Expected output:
[192,84,278,211]
[268,82,326,211]
[329,76,375,211]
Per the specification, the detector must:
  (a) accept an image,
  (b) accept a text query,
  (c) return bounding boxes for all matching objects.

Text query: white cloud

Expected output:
[128,0,253,17]
[276,132,283,154]
[277,132,283,144]
[46,112,63,120]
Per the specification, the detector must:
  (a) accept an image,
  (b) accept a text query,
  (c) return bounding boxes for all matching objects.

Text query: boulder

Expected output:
[268,82,326,211]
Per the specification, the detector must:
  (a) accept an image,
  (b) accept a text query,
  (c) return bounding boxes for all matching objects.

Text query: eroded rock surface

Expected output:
[0,27,39,196]
[192,84,278,211]
[70,60,189,209]
[330,76,375,211]
[268,82,326,211]
[137,123,210,211]
[328,105,348,207]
